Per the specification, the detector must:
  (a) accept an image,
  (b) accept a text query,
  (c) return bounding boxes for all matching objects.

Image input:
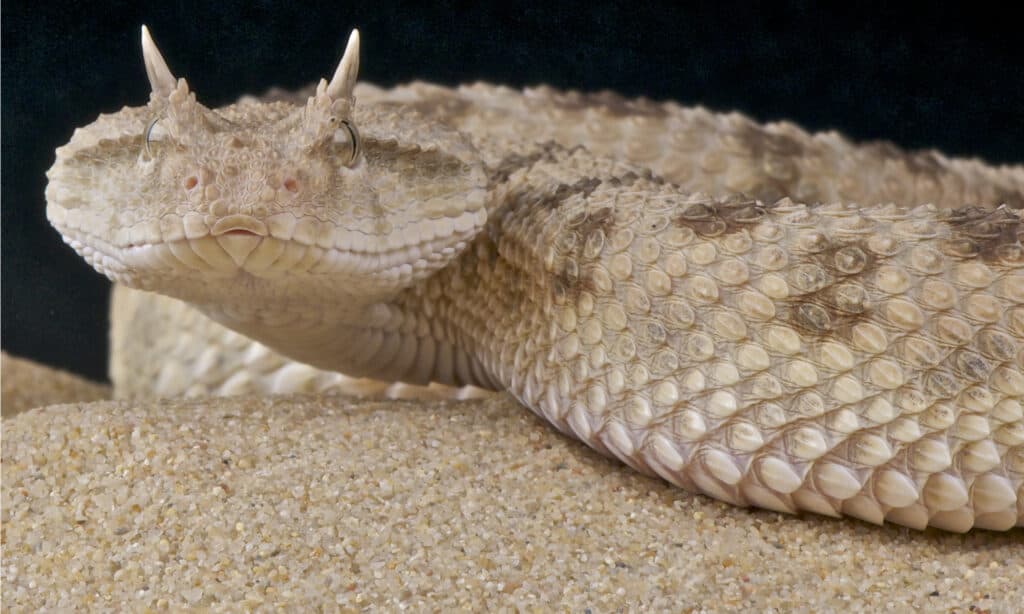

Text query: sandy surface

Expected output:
[2,352,110,416]
[3,364,1022,612]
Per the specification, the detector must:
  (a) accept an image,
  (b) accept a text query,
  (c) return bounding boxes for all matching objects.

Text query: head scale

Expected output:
[46,27,488,316]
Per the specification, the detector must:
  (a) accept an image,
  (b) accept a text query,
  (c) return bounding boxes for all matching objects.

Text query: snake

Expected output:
[45,27,1024,531]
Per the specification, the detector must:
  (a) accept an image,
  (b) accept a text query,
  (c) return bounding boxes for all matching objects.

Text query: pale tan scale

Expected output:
[889,417,925,443]
[727,422,764,452]
[923,403,956,430]
[852,323,890,354]
[850,433,894,466]
[999,421,1024,446]
[711,362,740,386]
[757,456,804,494]
[652,381,679,406]
[681,368,706,393]
[786,426,830,460]
[874,470,920,508]
[962,440,1003,473]
[910,438,954,473]
[994,398,1024,423]
[764,324,802,355]
[884,298,925,330]
[712,258,750,285]
[686,242,717,265]
[830,375,865,404]
[672,410,707,440]
[818,341,855,372]
[736,290,776,321]
[759,274,790,299]
[814,462,863,500]
[702,449,743,485]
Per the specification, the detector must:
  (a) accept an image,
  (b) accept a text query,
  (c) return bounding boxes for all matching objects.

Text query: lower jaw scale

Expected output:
[123,236,318,277]
[119,233,458,280]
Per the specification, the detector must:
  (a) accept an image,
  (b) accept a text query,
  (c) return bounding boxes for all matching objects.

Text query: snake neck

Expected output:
[190,146,607,391]
[191,217,552,392]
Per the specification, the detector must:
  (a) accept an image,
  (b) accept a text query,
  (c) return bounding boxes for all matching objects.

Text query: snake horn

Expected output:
[141,25,178,97]
[325,29,360,100]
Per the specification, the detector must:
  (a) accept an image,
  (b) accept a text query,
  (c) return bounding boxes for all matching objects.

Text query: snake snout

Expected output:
[207,215,270,267]
[210,214,269,237]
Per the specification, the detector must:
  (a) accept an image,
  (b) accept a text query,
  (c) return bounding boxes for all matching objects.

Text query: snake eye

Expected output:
[144,118,169,157]
[333,119,360,166]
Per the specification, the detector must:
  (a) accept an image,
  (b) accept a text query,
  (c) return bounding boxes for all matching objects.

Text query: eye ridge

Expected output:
[143,117,171,155]
[144,118,161,156]
[341,119,360,165]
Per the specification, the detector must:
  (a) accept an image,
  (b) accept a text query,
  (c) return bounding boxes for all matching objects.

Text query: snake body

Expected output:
[47,29,1024,531]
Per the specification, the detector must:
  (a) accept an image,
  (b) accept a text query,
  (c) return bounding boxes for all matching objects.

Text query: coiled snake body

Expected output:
[47,28,1024,531]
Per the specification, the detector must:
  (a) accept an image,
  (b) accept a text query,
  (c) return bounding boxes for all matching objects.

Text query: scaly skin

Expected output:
[48,28,1024,531]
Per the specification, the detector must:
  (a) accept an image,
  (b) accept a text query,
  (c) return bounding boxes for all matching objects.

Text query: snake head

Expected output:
[46,27,488,311]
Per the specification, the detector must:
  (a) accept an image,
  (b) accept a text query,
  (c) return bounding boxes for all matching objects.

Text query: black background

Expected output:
[3,1,1022,382]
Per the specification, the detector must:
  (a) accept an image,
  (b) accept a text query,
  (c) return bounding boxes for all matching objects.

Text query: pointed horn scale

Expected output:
[141,25,178,97]
[325,29,360,100]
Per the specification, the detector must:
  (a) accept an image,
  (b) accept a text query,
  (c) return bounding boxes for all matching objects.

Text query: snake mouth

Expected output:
[210,214,269,238]
[51,204,489,290]
[110,229,478,284]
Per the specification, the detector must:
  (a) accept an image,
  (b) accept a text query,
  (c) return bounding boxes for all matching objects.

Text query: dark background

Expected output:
[4,1,1022,382]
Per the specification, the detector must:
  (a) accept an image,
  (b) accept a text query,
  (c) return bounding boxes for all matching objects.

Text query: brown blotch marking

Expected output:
[551,169,680,300]
[724,124,809,203]
[864,141,978,190]
[551,255,597,304]
[489,141,565,184]
[943,206,1024,263]
[557,176,603,201]
[606,169,666,188]
[572,204,615,243]
[728,123,806,160]
[365,140,474,192]
[993,186,1024,210]
[977,329,1017,362]
[780,238,880,338]
[899,148,946,177]
[548,180,613,300]
[923,369,960,399]
[537,176,603,211]
[858,142,1024,208]
[368,137,470,170]
[672,195,768,237]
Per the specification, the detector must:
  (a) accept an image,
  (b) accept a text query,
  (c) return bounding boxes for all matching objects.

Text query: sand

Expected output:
[2,356,1022,611]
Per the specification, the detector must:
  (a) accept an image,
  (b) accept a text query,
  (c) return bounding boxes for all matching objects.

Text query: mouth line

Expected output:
[210,214,269,238]
[111,233,470,281]
[53,205,486,284]
[51,202,490,263]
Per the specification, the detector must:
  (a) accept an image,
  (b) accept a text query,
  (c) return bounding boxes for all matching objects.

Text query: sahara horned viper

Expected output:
[46,28,1024,531]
